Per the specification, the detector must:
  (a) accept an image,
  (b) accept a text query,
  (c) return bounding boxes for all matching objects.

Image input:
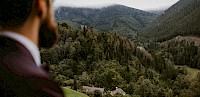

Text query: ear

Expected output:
[35,0,48,20]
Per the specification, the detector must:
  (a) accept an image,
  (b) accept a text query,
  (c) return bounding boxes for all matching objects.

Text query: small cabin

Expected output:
[83,86,105,95]
[110,87,126,96]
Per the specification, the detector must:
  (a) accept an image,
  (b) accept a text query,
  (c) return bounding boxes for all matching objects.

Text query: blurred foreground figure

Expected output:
[0,0,64,96]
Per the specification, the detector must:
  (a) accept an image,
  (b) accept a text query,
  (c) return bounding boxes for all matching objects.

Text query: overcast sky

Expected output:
[54,0,180,10]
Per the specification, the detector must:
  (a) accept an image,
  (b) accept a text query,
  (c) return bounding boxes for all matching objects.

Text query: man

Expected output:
[0,0,64,97]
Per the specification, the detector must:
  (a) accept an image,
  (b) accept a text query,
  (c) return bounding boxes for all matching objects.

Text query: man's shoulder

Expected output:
[0,36,18,55]
[0,36,33,60]
[0,36,45,77]
[0,36,64,97]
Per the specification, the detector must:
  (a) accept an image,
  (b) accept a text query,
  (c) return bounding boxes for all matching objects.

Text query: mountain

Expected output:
[141,0,200,41]
[55,5,158,38]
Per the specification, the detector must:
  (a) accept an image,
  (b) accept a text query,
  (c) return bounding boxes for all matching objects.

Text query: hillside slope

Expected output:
[41,23,200,97]
[164,36,200,46]
[142,0,200,41]
[55,5,158,38]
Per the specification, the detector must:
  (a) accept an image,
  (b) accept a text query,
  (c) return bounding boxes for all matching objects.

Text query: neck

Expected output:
[1,17,40,47]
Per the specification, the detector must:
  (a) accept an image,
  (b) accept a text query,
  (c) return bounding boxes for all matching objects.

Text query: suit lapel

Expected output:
[0,36,37,67]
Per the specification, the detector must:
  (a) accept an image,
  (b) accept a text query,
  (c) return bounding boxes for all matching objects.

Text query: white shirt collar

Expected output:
[0,31,41,67]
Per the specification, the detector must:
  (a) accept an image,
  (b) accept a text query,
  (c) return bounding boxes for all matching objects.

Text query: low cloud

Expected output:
[54,0,179,10]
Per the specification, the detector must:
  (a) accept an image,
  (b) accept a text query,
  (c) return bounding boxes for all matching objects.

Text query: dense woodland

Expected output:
[141,0,200,42]
[41,23,200,97]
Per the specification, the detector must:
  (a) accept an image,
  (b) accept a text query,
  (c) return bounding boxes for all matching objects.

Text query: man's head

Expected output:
[0,0,59,48]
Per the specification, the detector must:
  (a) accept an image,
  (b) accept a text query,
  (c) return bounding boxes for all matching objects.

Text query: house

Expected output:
[80,25,87,30]
[110,87,126,96]
[83,86,105,95]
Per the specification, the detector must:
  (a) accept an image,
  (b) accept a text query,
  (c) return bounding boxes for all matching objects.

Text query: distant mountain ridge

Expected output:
[142,0,200,41]
[55,5,158,38]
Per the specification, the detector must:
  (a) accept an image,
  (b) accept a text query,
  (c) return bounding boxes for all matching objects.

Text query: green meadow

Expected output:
[62,87,89,97]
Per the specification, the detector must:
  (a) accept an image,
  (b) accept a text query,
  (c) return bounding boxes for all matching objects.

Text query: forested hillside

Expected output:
[146,36,200,68]
[41,23,200,97]
[55,5,158,38]
[141,0,200,41]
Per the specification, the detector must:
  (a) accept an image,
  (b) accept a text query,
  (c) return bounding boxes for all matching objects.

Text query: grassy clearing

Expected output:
[62,87,89,97]
[176,65,200,79]
[185,67,200,79]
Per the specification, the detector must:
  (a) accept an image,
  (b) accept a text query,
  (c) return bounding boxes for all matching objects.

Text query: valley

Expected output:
[41,0,200,96]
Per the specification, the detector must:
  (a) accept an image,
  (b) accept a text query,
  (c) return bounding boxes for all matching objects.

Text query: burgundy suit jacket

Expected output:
[0,36,64,97]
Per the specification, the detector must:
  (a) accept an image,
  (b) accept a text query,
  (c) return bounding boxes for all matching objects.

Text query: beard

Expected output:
[38,19,59,49]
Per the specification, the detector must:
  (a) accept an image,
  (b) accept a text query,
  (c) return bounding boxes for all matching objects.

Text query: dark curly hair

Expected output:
[0,0,33,27]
